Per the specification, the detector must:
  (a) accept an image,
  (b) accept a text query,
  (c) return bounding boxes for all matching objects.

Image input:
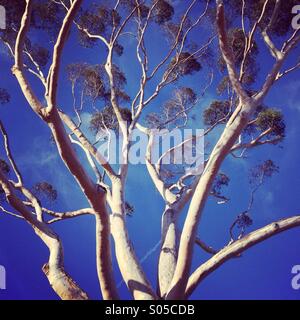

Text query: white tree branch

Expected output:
[186,215,300,298]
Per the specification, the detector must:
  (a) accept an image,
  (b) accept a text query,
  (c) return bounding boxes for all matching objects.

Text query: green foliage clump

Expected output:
[78,4,122,49]
[250,159,279,185]
[212,173,230,196]
[203,100,231,126]
[120,0,150,19]
[236,212,253,229]
[0,89,10,105]
[217,76,230,95]
[224,0,299,37]
[153,0,174,25]
[167,52,202,79]
[218,28,258,86]
[26,44,50,68]
[145,113,163,129]
[0,159,10,175]
[164,87,197,114]
[32,182,58,202]
[121,0,174,25]
[67,63,129,104]
[67,63,106,100]
[90,106,132,134]
[1,0,65,43]
[125,202,134,217]
[146,87,197,129]
[0,1,60,72]
[31,1,64,38]
[255,108,285,138]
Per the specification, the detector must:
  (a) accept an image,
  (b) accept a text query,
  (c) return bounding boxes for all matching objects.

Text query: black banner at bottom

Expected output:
[0,300,297,318]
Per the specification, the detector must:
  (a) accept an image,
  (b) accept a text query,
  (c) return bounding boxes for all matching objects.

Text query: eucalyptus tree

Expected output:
[0,0,299,300]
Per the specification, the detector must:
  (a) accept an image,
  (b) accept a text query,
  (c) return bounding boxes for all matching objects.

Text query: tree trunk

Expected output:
[95,213,119,300]
[42,238,89,300]
[0,171,89,300]
[110,179,156,300]
[47,109,119,300]
[157,207,178,299]
[167,100,257,299]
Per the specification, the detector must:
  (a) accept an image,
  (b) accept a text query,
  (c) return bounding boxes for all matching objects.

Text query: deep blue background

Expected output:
[0,1,300,300]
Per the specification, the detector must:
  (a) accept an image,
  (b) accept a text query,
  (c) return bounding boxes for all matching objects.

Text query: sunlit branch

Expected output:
[23,50,47,86]
[58,110,117,178]
[216,0,249,103]
[12,0,44,116]
[70,134,103,184]
[0,121,23,186]
[0,205,24,220]
[74,20,110,48]
[185,215,300,298]
[195,237,218,255]
[276,61,300,81]
[0,170,89,300]
[149,0,209,80]
[239,0,270,82]
[47,0,83,112]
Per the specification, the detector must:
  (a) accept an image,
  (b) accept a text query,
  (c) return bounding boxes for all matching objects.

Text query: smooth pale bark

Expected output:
[157,185,200,298]
[12,0,119,300]
[61,90,154,299]
[47,109,119,300]
[95,212,119,300]
[47,0,83,110]
[166,0,298,299]
[158,192,197,298]
[102,44,155,299]
[58,110,116,178]
[105,49,128,137]
[0,171,88,300]
[158,207,178,298]
[166,100,257,300]
[109,179,156,300]
[144,131,199,298]
[144,134,179,298]
[0,120,23,185]
[42,262,88,300]
[185,215,300,298]
[61,110,154,299]
[7,0,299,301]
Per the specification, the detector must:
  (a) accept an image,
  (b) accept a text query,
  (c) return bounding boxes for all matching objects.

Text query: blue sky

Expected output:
[0,1,300,300]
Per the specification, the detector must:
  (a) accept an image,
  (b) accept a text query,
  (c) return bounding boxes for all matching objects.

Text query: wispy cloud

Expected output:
[284,80,300,111]
[16,135,86,208]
